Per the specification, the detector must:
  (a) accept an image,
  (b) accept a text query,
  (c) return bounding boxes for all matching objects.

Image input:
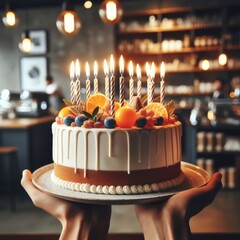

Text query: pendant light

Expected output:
[2,5,19,27]
[19,30,32,53]
[99,0,123,24]
[18,11,32,53]
[56,2,82,36]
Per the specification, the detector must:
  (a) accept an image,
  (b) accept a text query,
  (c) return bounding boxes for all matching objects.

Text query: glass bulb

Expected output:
[19,32,32,53]
[56,9,81,36]
[201,59,210,71]
[218,53,227,66]
[99,0,123,24]
[84,1,92,9]
[2,10,18,27]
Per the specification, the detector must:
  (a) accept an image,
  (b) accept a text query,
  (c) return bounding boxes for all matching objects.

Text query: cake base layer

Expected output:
[54,162,181,185]
[52,163,184,195]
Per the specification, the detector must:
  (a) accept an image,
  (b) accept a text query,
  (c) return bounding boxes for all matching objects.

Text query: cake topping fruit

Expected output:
[144,102,169,124]
[135,117,147,128]
[63,116,75,126]
[75,115,88,127]
[104,117,117,129]
[155,116,164,126]
[58,106,76,118]
[86,93,108,114]
[115,106,137,128]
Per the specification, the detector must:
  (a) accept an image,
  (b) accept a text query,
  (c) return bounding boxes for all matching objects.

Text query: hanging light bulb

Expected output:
[2,6,18,27]
[19,31,32,53]
[99,0,123,24]
[201,59,210,71]
[218,53,228,66]
[56,2,82,36]
[84,1,93,9]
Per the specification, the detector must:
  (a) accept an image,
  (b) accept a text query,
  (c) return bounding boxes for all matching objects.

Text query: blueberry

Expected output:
[155,116,164,126]
[135,117,147,128]
[75,115,88,127]
[104,117,116,129]
[63,116,75,126]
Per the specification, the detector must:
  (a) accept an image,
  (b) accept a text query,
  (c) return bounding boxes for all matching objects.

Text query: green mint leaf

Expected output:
[82,111,92,119]
[92,106,99,117]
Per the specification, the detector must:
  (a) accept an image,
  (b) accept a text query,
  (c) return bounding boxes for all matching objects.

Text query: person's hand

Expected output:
[21,169,111,240]
[135,172,222,240]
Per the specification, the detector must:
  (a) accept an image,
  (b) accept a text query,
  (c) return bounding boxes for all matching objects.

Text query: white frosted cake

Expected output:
[50,57,184,195]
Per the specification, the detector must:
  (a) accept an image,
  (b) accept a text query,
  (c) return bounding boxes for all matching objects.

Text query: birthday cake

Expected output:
[51,57,184,195]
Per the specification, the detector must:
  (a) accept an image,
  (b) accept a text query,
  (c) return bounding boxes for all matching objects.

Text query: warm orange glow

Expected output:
[75,59,80,79]
[201,59,210,71]
[160,62,165,79]
[94,61,98,77]
[86,62,90,78]
[110,54,114,74]
[136,64,141,79]
[128,60,133,78]
[119,55,124,74]
[104,59,109,76]
[218,53,227,66]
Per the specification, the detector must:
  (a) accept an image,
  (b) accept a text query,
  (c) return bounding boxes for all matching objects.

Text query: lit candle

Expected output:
[75,59,81,106]
[109,54,115,117]
[70,61,75,104]
[93,60,98,94]
[160,61,165,105]
[119,55,125,107]
[86,62,91,100]
[149,62,155,103]
[146,62,151,105]
[104,59,110,98]
[136,64,142,99]
[129,60,134,104]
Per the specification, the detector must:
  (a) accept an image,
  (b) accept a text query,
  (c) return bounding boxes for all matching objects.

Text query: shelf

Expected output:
[197,151,240,155]
[118,24,222,34]
[118,45,240,56]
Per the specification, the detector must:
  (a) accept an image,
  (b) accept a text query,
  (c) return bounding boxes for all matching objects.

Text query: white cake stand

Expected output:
[32,162,210,205]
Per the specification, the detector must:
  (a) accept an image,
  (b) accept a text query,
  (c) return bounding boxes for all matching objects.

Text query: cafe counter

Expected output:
[0,116,55,180]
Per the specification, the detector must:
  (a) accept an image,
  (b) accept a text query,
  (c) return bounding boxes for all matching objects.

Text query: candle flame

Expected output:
[129,60,134,78]
[136,64,141,80]
[110,54,114,74]
[146,62,150,78]
[75,59,80,79]
[70,61,75,80]
[86,62,90,79]
[151,62,155,79]
[104,59,109,76]
[94,60,98,77]
[119,55,124,74]
[160,62,165,79]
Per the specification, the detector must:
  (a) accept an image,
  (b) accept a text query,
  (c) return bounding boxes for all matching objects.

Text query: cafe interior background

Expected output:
[0,0,240,238]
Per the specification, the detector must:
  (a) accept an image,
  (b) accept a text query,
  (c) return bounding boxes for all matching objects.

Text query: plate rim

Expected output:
[32,162,210,205]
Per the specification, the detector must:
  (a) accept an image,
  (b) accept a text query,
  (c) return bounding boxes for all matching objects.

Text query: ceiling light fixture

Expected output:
[2,5,18,27]
[19,30,32,53]
[84,1,93,9]
[56,2,82,36]
[99,0,123,24]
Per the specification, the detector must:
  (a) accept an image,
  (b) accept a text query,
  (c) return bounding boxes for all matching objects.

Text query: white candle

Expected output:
[85,62,91,100]
[93,60,98,94]
[146,62,151,105]
[104,59,110,98]
[160,61,165,105]
[150,62,155,103]
[119,55,125,107]
[70,61,75,104]
[136,63,142,99]
[129,60,134,104]
[75,59,81,106]
[109,55,115,117]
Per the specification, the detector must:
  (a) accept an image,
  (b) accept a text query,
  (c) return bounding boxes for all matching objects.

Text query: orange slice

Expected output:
[58,106,75,118]
[144,102,169,123]
[86,93,108,114]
